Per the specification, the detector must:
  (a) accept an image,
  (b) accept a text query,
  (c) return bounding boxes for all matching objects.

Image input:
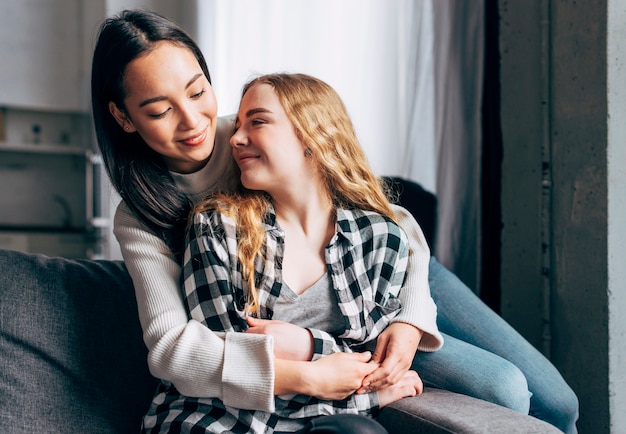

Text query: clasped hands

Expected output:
[245,317,423,407]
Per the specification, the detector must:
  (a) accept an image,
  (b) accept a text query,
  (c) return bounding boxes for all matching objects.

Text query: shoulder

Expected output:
[114,199,151,235]
[190,207,227,230]
[189,207,237,241]
[340,208,401,232]
[114,200,133,225]
[338,208,408,245]
[113,199,176,261]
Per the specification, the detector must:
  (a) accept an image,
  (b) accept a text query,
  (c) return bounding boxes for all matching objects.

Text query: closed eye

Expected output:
[191,89,205,99]
[149,108,171,119]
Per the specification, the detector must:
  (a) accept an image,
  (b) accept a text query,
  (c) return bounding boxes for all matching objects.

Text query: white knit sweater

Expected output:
[114,117,443,413]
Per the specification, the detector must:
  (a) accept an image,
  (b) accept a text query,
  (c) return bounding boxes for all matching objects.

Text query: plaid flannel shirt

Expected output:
[147,206,408,434]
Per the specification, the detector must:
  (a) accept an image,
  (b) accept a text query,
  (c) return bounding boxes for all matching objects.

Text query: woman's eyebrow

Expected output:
[139,96,166,108]
[185,73,203,89]
[138,73,204,108]
[245,107,271,118]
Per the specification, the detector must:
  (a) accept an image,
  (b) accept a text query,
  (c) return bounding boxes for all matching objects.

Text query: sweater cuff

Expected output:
[393,295,443,352]
[222,332,276,412]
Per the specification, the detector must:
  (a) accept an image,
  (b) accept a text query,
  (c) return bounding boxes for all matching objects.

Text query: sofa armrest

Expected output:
[378,387,561,433]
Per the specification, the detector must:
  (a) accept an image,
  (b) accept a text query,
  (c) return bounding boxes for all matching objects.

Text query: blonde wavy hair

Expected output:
[194,73,397,313]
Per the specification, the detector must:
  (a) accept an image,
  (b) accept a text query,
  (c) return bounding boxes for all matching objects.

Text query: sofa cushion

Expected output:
[378,387,561,433]
[0,249,157,433]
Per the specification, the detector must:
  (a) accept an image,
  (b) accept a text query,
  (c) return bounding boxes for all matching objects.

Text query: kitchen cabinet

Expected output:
[0,145,104,258]
[0,1,179,259]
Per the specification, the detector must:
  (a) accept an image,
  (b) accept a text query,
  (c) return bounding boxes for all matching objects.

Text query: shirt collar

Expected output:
[335,208,359,247]
[262,204,281,235]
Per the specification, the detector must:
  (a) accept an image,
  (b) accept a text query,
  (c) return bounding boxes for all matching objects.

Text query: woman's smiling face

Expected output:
[230,83,310,194]
[109,41,218,173]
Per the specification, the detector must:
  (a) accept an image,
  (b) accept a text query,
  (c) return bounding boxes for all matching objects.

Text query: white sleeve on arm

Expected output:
[391,204,444,351]
[114,201,276,411]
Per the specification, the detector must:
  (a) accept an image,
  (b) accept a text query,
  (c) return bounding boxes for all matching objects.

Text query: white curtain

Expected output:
[198,0,419,179]
[429,1,485,292]
[196,0,484,291]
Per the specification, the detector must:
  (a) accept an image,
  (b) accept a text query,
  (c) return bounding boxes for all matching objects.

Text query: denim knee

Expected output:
[560,390,580,433]
[482,363,531,414]
[531,385,579,434]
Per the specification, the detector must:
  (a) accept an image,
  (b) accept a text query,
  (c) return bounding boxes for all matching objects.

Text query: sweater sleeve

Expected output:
[391,204,444,351]
[113,201,276,411]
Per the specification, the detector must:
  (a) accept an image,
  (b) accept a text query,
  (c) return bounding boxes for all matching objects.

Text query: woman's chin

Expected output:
[240,178,262,191]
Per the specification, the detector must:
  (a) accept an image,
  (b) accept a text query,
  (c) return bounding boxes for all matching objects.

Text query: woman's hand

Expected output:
[275,351,377,399]
[245,317,314,361]
[376,370,423,407]
[357,322,422,393]
[303,351,379,400]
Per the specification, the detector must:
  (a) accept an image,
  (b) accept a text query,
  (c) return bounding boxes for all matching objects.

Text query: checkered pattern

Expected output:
[143,206,408,433]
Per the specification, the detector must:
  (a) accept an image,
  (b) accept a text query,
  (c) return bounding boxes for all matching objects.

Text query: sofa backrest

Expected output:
[382,176,437,254]
[0,248,157,433]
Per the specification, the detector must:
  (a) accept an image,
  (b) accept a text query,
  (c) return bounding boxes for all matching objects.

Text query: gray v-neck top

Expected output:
[272,274,345,335]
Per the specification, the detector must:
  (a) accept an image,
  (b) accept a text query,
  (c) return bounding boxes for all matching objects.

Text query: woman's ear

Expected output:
[108,102,136,133]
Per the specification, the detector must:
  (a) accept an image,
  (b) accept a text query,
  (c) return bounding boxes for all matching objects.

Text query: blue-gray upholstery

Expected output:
[0,248,560,433]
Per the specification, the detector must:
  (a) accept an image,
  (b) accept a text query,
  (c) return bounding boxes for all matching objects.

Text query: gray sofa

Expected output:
[0,248,560,433]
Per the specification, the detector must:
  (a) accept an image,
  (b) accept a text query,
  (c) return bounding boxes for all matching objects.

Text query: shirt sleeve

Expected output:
[391,204,444,351]
[308,328,352,360]
[276,390,379,418]
[114,201,276,411]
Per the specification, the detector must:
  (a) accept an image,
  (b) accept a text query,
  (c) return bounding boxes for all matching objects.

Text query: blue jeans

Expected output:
[412,257,579,434]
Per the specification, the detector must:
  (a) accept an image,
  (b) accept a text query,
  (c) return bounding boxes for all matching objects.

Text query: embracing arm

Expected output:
[391,204,443,351]
[114,202,275,411]
[358,206,443,392]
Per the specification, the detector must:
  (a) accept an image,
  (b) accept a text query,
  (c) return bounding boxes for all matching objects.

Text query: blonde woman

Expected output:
[144,73,422,433]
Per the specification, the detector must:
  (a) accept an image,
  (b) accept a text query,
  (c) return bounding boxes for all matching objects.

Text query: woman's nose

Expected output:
[178,103,199,129]
[230,127,247,148]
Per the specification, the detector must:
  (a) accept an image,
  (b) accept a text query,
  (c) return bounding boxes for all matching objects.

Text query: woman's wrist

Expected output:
[273,358,313,396]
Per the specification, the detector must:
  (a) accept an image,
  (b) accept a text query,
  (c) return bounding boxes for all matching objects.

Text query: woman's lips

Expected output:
[180,129,207,146]
[236,152,258,165]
